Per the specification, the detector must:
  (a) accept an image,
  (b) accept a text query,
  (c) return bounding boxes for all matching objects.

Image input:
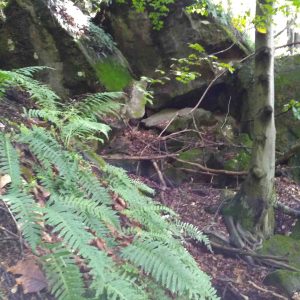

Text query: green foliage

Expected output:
[171,43,235,84]
[185,0,230,25]
[41,244,86,300]
[0,68,218,300]
[283,99,300,120]
[117,0,174,30]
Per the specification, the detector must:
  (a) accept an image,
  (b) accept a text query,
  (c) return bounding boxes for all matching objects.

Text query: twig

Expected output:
[152,161,167,191]
[227,283,249,300]
[190,70,227,114]
[248,281,288,300]
[0,226,20,240]
[101,153,178,160]
[276,142,300,165]
[208,240,289,262]
[175,158,247,176]
[1,202,24,256]
[210,43,236,56]
[220,96,232,131]
[275,41,300,50]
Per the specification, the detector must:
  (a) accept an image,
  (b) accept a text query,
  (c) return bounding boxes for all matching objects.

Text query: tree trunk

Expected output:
[222,0,276,249]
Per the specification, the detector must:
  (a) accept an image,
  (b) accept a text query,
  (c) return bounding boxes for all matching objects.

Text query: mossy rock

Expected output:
[142,108,217,133]
[260,235,300,267]
[264,270,300,297]
[259,235,300,296]
[94,60,132,91]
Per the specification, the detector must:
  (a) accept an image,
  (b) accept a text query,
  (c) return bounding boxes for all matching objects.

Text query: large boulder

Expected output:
[0,0,132,96]
[105,0,251,109]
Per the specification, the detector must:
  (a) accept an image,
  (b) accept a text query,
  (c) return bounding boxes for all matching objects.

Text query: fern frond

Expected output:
[1,189,41,249]
[26,108,61,125]
[41,243,86,300]
[0,68,59,109]
[175,221,212,251]
[0,133,21,187]
[44,203,93,251]
[49,193,120,233]
[19,126,77,179]
[122,239,217,299]
[104,276,147,300]
[77,169,112,205]
[14,66,54,77]
[61,117,111,145]
[78,92,123,118]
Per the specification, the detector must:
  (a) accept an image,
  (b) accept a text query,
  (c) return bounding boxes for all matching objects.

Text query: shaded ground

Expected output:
[1,120,300,299]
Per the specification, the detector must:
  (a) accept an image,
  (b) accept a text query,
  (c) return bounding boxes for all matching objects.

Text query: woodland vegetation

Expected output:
[0,0,300,299]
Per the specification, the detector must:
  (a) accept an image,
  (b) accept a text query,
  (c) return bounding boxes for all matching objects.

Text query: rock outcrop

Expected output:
[104,0,251,109]
[0,0,131,96]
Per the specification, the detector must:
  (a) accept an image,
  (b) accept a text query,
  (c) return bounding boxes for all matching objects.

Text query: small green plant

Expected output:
[0,67,218,299]
[283,99,300,120]
[170,43,235,84]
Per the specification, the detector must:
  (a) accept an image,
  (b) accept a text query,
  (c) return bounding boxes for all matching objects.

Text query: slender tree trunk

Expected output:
[223,0,276,248]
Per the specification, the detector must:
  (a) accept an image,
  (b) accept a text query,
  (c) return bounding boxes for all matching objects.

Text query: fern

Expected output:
[41,243,86,300]
[0,133,41,249]
[0,134,21,187]
[0,68,218,300]
[1,189,41,249]
[121,238,216,299]
[77,92,124,118]
[0,67,59,109]
[175,221,212,251]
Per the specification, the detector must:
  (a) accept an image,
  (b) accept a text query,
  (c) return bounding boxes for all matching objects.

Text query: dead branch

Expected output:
[208,240,288,262]
[152,161,167,191]
[101,153,178,160]
[248,281,288,300]
[276,142,300,165]
[175,158,248,176]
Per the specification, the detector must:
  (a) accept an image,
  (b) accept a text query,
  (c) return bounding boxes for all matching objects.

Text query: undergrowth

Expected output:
[0,67,218,299]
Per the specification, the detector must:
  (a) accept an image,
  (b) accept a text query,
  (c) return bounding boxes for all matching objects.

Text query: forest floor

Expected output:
[1,119,300,299]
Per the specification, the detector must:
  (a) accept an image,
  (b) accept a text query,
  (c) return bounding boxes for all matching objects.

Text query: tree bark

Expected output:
[222,0,276,248]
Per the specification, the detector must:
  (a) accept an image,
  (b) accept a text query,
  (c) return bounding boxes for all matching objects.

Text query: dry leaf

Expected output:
[0,174,11,189]
[8,259,47,294]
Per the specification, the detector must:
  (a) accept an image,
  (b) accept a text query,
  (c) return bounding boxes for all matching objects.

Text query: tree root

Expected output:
[276,202,300,218]
[220,215,299,269]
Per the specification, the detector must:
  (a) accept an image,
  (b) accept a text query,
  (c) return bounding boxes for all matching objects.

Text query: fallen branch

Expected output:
[276,142,300,165]
[101,153,178,160]
[208,240,288,262]
[248,281,288,300]
[175,158,248,176]
[152,161,167,191]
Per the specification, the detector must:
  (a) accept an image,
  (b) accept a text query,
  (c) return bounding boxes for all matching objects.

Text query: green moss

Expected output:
[222,198,255,230]
[264,270,300,296]
[260,235,300,268]
[179,149,203,161]
[95,60,132,91]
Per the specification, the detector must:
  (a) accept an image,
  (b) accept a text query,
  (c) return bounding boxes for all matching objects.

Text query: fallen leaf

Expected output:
[0,174,11,189]
[8,259,47,294]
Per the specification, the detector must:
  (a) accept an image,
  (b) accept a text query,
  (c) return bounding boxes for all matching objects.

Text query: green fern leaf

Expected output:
[1,189,41,249]
[0,133,22,187]
[78,92,123,118]
[44,203,93,251]
[175,221,212,251]
[41,243,86,300]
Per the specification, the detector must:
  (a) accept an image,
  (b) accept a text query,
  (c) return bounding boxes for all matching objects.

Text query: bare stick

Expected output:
[248,281,288,300]
[101,153,178,160]
[175,158,247,176]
